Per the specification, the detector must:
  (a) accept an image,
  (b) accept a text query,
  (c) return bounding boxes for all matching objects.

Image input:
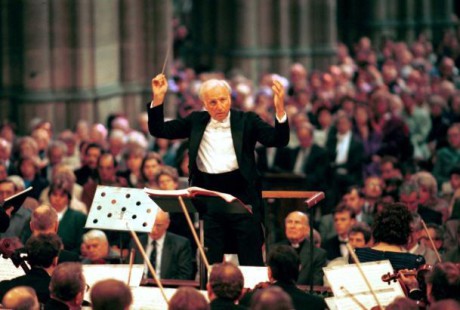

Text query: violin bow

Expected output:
[420,219,442,263]
[347,243,384,310]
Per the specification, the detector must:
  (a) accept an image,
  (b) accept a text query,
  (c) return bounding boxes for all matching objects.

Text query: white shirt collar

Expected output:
[209,112,231,129]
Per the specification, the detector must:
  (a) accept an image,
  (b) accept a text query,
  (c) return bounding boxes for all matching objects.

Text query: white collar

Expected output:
[209,112,231,128]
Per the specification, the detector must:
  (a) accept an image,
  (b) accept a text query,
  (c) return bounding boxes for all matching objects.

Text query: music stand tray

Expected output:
[85,186,157,233]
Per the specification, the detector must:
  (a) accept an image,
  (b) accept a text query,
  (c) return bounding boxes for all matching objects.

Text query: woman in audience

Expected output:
[139,152,163,189]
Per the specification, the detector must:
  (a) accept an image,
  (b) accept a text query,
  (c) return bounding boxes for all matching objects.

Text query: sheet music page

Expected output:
[130,287,209,310]
[83,264,144,288]
[0,258,26,281]
[238,266,269,288]
[323,260,405,310]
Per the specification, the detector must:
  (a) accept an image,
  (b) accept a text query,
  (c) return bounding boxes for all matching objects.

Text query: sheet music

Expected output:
[130,287,208,310]
[83,264,144,288]
[238,266,269,288]
[0,258,26,281]
[323,260,405,310]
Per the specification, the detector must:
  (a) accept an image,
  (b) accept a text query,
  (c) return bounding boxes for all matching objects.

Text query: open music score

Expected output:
[323,260,405,310]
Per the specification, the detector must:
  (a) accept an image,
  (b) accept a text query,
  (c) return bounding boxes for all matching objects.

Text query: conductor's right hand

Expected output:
[151,74,168,108]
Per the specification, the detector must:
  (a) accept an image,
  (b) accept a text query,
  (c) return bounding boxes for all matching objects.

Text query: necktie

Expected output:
[148,240,157,278]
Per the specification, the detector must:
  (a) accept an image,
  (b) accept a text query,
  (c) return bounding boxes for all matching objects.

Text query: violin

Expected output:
[0,237,30,274]
[381,264,433,307]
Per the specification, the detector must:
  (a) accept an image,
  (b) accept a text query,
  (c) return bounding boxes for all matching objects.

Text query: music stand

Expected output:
[85,185,157,233]
[145,189,253,289]
[86,185,171,303]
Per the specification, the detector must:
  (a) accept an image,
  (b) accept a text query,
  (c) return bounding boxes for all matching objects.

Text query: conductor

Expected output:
[148,74,289,266]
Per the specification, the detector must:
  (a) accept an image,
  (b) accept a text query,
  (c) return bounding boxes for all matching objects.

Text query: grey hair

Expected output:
[83,229,108,243]
[198,79,232,101]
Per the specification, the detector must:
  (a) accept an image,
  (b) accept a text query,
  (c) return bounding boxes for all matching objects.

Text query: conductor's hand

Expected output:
[272,79,286,120]
[151,74,168,108]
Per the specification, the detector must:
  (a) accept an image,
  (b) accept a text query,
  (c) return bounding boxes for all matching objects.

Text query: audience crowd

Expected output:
[1,30,460,309]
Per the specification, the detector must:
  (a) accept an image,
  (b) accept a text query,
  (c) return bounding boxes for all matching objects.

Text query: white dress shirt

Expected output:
[335,131,352,165]
[197,112,238,173]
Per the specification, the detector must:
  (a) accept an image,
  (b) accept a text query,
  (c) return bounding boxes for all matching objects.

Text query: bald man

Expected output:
[275,211,327,285]
[2,286,40,310]
[131,209,194,280]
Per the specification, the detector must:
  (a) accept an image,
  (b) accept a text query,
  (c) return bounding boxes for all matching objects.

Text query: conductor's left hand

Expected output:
[272,79,286,119]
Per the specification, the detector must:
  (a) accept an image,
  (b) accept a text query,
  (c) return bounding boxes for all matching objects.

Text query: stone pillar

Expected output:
[120,0,146,122]
[274,0,291,76]
[257,0,275,75]
[231,0,259,80]
[291,0,312,68]
[310,0,336,70]
[69,0,96,126]
[18,0,54,132]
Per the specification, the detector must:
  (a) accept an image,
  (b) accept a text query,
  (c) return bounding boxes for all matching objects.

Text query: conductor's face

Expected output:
[202,85,231,122]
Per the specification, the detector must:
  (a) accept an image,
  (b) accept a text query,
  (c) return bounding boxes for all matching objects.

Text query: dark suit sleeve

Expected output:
[147,104,191,140]
[174,238,194,280]
[312,248,327,285]
[0,208,9,233]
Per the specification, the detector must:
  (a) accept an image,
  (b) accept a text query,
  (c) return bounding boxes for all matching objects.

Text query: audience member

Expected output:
[131,208,194,280]
[406,213,440,265]
[207,262,246,310]
[276,211,327,285]
[322,204,356,260]
[1,286,40,310]
[81,229,119,264]
[426,262,460,304]
[0,179,32,239]
[47,181,87,254]
[90,279,132,310]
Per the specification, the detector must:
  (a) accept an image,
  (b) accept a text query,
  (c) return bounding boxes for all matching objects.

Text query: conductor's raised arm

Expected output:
[271,79,286,121]
[150,74,169,108]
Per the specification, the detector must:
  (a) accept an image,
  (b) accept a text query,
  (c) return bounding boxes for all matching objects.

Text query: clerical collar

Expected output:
[290,239,305,249]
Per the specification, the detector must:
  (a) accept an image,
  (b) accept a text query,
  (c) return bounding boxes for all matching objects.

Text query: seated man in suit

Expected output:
[0,179,31,239]
[207,262,246,310]
[22,204,80,263]
[322,204,356,261]
[0,234,61,304]
[81,229,119,264]
[131,208,194,280]
[276,211,327,285]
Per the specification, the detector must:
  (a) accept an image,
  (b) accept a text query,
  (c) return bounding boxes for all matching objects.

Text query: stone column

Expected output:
[309,0,336,70]
[231,0,259,80]
[273,0,291,75]
[18,0,54,132]
[257,0,275,75]
[291,0,312,68]
[120,0,145,122]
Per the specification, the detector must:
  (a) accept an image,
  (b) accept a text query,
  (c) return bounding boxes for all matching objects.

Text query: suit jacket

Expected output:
[326,131,364,185]
[277,144,330,191]
[322,235,343,261]
[0,267,51,304]
[44,298,70,310]
[276,239,327,285]
[255,145,286,173]
[148,104,290,220]
[411,242,439,265]
[274,282,327,310]
[210,298,247,310]
[58,208,87,254]
[132,232,194,280]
